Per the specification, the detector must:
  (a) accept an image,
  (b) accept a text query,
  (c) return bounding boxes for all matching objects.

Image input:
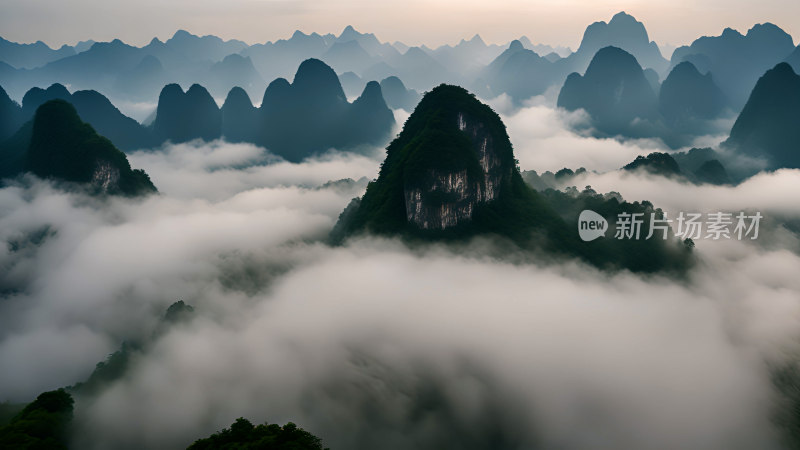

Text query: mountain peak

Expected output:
[172,29,193,40]
[509,39,524,51]
[292,58,347,102]
[610,11,636,24]
[336,84,520,234]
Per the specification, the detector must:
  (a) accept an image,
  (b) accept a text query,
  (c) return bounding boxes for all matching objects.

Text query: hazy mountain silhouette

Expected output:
[563,12,668,74]
[724,63,800,169]
[20,83,153,151]
[337,25,385,57]
[21,83,71,118]
[0,85,22,141]
[786,46,800,73]
[321,40,375,74]
[0,37,76,69]
[484,40,557,102]
[241,30,331,84]
[257,58,394,162]
[671,23,795,108]
[165,30,247,63]
[113,54,169,99]
[24,100,156,195]
[659,61,728,131]
[221,87,258,143]
[517,36,572,58]
[153,83,221,143]
[363,46,452,91]
[349,81,395,143]
[429,34,505,81]
[207,53,265,99]
[558,46,659,137]
[74,40,97,54]
[379,76,420,110]
[339,71,365,98]
[693,159,731,185]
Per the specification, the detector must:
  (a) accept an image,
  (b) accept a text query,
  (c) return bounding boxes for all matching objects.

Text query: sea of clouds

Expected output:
[0,103,798,449]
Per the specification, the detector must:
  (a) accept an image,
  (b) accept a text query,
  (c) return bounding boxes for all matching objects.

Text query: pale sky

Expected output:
[1,0,798,50]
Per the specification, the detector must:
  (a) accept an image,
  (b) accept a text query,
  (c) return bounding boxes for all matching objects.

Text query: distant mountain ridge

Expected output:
[0,59,395,162]
[671,23,796,109]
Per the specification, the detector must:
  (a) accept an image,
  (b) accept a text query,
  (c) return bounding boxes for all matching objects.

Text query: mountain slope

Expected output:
[671,23,796,108]
[153,83,222,143]
[256,58,394,161]
[724,63,800,169]
[557,46,659,137]
[0,84,22,141]
[25,100,157,195]
[659,61,727,130]
[563,11,668,74]
[20,83,154,151]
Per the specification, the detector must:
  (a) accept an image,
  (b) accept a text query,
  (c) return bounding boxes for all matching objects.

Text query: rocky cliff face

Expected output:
[403,111,509,230]
[91,160,121,191]
[335,84,524,237]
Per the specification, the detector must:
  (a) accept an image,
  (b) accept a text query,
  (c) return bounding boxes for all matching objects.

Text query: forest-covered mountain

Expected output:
[334,84,693,273]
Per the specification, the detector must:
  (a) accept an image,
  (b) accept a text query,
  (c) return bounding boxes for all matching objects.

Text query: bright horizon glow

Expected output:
[1,0,798,51]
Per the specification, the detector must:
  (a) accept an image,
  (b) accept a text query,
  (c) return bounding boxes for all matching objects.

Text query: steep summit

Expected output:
[337,84,559,237]
[153,83,221,143]
[571,11,667,73]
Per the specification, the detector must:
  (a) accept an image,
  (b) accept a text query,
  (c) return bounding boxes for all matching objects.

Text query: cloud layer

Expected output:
[0,104,798,449]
